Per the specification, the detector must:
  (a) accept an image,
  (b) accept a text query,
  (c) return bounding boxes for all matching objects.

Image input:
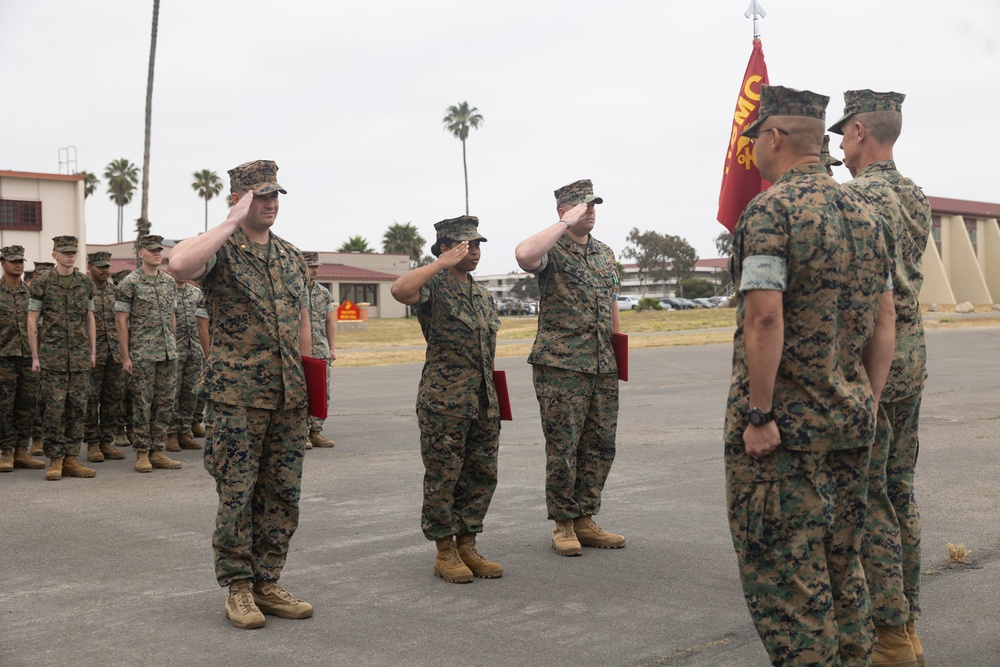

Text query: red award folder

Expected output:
[612,332,628,382]
[301,356,328,419]
[492,370,513,421]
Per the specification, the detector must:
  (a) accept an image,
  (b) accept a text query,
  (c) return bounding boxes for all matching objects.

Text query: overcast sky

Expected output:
[3,0,998,275]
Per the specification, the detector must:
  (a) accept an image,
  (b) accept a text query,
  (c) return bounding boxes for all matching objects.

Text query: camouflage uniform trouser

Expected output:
[203,401,307,587]
[417,399,500,540]
[307,359,331,433]
[726,444,874,667]
[532,365,618,521]
[862,393,922,626]
[0,357,39,451]
[85,357,125,445]
[193,395,206,424]
[170,354,203,435]
[129,359,177,452]
[119,383,133,433]
[40,369,90,458]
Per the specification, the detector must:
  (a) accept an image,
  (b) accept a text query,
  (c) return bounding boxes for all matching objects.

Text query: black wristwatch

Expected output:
[748,407,775,427]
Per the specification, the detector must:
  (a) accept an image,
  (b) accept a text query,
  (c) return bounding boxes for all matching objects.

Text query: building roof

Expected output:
[928,196,1000,219]
[0,170,84,182]
[314,263,399,281]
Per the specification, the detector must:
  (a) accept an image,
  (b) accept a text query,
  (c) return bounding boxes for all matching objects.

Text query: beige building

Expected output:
[921,197,1000,306]
[0,170,86,264]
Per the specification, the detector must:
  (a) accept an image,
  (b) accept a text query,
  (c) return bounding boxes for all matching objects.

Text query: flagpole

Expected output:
[745,0,766,39]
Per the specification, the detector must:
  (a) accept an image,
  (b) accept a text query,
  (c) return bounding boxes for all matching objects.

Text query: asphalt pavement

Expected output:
[1,326,998,667]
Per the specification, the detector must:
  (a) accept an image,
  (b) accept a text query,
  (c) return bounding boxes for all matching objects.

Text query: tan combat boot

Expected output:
[135,451,153,473]
[149,450,182,470]
[252,582,313,619]
[434,537,474,583]
[574,515,626,549]
[13,448,46,469]
[905,621,924,667]
[31,437,44,456]
[63,456,96,478]
[165,433,181,452]
[0,450,13,473]
[115,427,130,447]
[46,457,64,481]
[191,421,206,437]
[456,534,504,578]
[552,519,582,556]
[99,441,125,460]
[225,580,266,629]
[87,443,105,463]
[177,433,201,450]
[308,431,335,448]
[872,624,919,667]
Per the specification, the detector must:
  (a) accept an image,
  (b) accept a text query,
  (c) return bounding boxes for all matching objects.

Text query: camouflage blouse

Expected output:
[0,279,31,358]
[415,270,500,419]
[528,233,619,375]
[308,281,335,359]
[174,283,208,360]
[93,280,121,364]
[845,160,931,402]
[726,163,891,452]
[115,270,178,362]
[28,269,95,372]
[198,227,309,411]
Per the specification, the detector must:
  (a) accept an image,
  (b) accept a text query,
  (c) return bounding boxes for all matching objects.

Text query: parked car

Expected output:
[616,295,641,310]
[497,298,530,316]
[691,298,717,309]
[656,298,674,310]
[660,297,694,310]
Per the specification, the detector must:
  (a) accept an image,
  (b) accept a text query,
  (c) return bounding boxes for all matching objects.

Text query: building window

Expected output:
[0,199,42,231]
[965,218,977,254]
[340,283,378,305]
[931,215,941,256]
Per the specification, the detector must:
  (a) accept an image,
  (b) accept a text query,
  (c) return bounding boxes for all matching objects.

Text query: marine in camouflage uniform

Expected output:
[515,179,625,557]
[0,246,44,472]
[820,134,843,177]
[27,236,98,480]
[83,252,126,462]
[168,279,208,449]
[168,159,313,628]
[304,251,336,448]
[391,216,503,583]
[28,261,55,454]
[726,85,896,666]
[111,268,135,446]
[115,235,182,472]
[833,89,931,665]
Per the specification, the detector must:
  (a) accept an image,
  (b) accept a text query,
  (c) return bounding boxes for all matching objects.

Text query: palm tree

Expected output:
[338,236,373,253]
[382,222,426,268]
[104,158,139,242]
[79,171,100,198]
[442,101,484,215]
[191,169,223,231]
[136,0,160,245]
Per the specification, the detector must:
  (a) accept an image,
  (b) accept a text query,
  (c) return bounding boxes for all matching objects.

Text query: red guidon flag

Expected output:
[717,39,769,233]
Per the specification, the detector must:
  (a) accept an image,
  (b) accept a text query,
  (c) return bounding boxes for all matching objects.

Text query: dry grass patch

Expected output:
[334,309,736,366]
[946,542,971,564]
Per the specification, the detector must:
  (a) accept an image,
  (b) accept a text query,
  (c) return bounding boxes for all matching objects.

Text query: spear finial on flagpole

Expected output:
[745,0,766,40]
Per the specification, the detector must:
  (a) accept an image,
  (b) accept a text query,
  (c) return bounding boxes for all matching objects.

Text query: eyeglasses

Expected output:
[749,126,789,144]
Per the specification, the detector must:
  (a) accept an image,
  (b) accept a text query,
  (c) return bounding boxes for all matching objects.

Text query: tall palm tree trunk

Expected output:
[204,197,209,232]
[462,138,469,215]
[137,0,159,258]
